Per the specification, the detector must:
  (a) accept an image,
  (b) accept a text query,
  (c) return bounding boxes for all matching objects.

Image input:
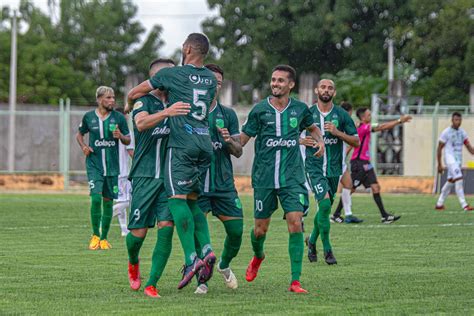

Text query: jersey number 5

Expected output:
[192,89,207,121]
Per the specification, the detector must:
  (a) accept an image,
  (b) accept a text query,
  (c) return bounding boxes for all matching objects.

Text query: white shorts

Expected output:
[446,163,463,180]
[117,177,132,202]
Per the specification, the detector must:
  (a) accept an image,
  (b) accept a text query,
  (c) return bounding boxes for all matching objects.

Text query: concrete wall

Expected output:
[404,115,474,176]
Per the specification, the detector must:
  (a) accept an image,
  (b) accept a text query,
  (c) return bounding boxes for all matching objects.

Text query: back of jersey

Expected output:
[150,64,217,151]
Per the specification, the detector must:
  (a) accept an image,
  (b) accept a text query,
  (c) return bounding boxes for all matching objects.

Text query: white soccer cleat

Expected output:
[217,266,238,289]
[194,284,208,294]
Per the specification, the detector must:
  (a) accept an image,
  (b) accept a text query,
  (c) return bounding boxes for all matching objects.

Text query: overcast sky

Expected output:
[1,0,217,56]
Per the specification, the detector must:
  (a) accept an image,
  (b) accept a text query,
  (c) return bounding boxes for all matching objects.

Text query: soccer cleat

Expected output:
[194,284,208,294]
[324,250,337,265]
[463,205,474,211]
[245,256,265,282]
[128,261,141,291]
[344,215,364,224]
[217,265,238,289]
[88,235,100,250]
[288,280,308,294]
[435,204,445,210]
[305,236,317,263]
[99,239,112,250]
[330,215,344,224]
[178,258,205,290]
[381,214,401,224]
[198,251,217,284]
[144,285,161,298]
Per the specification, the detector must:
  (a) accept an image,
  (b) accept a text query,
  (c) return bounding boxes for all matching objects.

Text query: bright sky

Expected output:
[1,0,217,56]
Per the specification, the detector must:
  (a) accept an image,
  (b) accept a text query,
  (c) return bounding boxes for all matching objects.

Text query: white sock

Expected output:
[113,201,130,235]
[454,180,468,208]
[437,182,453,206]
[341,188,352,216]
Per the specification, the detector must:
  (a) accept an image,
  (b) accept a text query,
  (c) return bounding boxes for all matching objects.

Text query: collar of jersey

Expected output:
[95,109,111,121]
[314,102,334,117]
[266,97,292,113]
[209,102,221,114]
[184,63,204,69]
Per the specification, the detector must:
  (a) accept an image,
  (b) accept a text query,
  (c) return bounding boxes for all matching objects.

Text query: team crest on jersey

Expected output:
[133,101,143,110]
[332,119,339,128]
[109,124,117,132]
[290,117,298,128]
[235,198,242,209]
[216,118,224,128]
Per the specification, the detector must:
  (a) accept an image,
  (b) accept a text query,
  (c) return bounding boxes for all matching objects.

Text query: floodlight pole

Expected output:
[8,10,18,172]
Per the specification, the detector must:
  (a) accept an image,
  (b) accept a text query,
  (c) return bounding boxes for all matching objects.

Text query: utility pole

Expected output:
[8,10,18,172]
[387,39,394,111]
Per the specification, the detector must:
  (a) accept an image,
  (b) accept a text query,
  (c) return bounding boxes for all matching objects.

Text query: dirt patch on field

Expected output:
[0,174,64,190]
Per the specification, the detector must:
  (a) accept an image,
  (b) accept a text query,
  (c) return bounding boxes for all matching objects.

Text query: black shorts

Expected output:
[350,159,378,188]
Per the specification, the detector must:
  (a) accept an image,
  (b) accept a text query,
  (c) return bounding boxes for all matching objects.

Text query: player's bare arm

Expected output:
[240,132,251,147]
[134,102,191,132]
[437,141,445,173]
[113,126,131,145]
[373,115,412,132]
[464,139,474,155]
[126,80,155,113]
[218,127,243,158]
[306,124,325,157]
[324,121,360,147]
[76,132,93,156]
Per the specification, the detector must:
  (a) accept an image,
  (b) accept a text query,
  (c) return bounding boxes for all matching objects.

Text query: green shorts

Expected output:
[128,177,172,229]
[253,183,309,219]
[164,147,211,196]
[198,190,243,218]
[305,171,339,203]
[88,176,118,200]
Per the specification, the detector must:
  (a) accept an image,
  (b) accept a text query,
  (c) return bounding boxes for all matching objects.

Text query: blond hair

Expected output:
[96,86,114,99]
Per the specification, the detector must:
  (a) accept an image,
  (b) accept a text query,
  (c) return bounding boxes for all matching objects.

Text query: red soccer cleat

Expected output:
[128,261,141,291]
[144,285,161,298]
[435,204,445,211]
[288,280,308,294]
[464,205,474,211]
[245,256,265,282]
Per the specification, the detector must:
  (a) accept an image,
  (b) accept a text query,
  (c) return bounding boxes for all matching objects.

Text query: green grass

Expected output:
[1,193,473,315]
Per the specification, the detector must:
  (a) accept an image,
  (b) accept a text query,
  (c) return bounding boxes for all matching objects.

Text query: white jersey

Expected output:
[439,127,468,165]
[118,135,134,178]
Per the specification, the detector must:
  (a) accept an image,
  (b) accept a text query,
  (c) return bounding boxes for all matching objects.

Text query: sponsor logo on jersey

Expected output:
[133,101,143,110]
[290,117,298,128]
[265,110,272,116]
[189,74,213,85]
[266,138,297,148]
[266,121,275,125]
[94,139,116,147]
[152,126,170,135]
[212,141,223,150]
[184,123,209,135]
[324,137,338,145]
[177,179,193,186]
[216,118,224,128]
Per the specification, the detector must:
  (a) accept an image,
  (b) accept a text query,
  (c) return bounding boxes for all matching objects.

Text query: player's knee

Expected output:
[254,226,267,237]
[372,183,380,193]
[157,221,174,229]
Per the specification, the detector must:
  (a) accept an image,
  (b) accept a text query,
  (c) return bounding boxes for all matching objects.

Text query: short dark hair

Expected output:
[356,107,368,120]
[205,63,224,79]
[272,65,296,82]
[341,101,353,113]
[452,111,462,118]
[149,58,176,70]
[184,33,210,55]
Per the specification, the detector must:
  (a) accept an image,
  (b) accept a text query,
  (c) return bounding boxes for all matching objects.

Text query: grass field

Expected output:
[1,193,473,315]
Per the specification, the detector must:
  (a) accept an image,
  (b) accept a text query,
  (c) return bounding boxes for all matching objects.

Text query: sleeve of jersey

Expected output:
[300,107,314,131]
[462,130,469,144]
[78,114,89,135]
[132,98,149,121]
[149,67,172,90]
[438,129,448,143]
[228,108,240,137]
[242,108,258,137]
[342,112,358,136]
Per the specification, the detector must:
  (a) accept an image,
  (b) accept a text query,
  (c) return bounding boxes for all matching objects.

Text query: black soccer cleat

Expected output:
[381,214,401,224]
[324,250,337,265]
[344,215,364,224]
[305,236,317,263]
[330,215,344,224]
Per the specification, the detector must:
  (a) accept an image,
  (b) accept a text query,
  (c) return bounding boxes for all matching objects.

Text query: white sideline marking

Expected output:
[347,222,474,229]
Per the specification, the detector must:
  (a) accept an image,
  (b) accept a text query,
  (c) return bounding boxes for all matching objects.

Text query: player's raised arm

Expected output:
[372,115,412,132]
[134,101,191,132]
[126,80,155,113]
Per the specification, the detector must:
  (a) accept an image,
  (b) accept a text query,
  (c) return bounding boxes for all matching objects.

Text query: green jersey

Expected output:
[203,102,240,193]
[242,97,314,189]
[149,64,217,153]
[305,104,358,177]
[78,109,130,178]
[129,94,170,179]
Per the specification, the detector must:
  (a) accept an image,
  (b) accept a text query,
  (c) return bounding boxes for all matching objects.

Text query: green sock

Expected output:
[126,233,145,265]
[145,226,173,287]
[309,210,320,245]
[90,194,102,236]
[188,200,212,257]
[250,229,266,259]
[317,198,332,252]
[168,198,196,265]
[220,219,243,269]
[100,199,113,240]
[289,232,304,282]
